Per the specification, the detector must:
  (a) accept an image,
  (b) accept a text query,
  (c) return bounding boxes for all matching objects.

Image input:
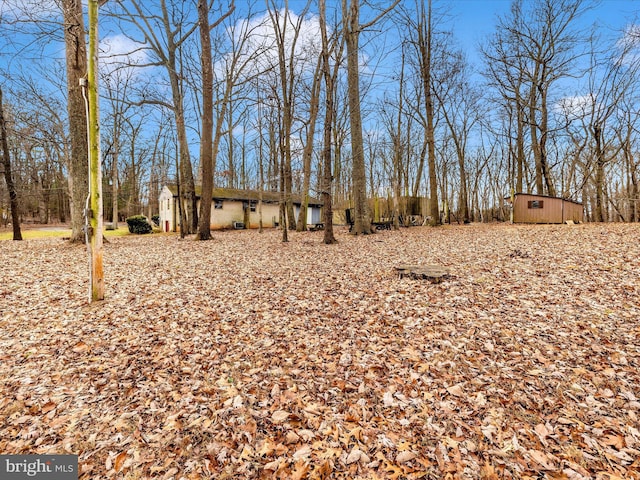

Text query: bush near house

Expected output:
[126,215,153,234]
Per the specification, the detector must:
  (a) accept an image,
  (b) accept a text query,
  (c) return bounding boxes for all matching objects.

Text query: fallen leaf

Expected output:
[271,410,290,424]
[446,383,465,397]
[396,451,416,464]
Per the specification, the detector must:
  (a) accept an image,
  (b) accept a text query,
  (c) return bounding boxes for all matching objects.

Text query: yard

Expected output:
[1,224,639,479]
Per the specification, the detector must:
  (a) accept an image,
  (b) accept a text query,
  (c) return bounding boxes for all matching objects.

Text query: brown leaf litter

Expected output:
[1,223,639,479]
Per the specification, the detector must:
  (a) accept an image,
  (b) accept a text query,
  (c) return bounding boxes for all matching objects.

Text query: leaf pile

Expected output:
[1,224,639,479]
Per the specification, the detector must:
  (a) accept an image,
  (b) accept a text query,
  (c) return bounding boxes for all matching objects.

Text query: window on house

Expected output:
[250,201,257,212]
[214,199,223,209]
[528,200,544,209]
[167,199,170,210]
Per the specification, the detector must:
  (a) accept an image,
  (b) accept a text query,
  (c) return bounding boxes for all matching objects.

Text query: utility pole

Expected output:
[86,0,104,301]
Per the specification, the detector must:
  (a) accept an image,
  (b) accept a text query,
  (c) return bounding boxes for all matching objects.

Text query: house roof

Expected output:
[164,185,323,206]
[505,192,582,206]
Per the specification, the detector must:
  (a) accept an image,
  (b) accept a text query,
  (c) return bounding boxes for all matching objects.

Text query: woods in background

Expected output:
[1,0,639,236]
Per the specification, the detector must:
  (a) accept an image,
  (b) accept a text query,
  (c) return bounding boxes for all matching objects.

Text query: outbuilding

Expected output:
[158,185,323,232]
[506,193,584,224]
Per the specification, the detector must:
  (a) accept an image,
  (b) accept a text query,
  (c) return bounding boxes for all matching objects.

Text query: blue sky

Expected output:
[449,0,639,65]
[1,0,638,140]
[1,0,638,74]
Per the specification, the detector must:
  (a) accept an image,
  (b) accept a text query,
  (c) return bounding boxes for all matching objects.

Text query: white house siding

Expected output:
[158,186,176,232]
[158,185,322,231]
[200,199,280,229]
[249,203,281,228]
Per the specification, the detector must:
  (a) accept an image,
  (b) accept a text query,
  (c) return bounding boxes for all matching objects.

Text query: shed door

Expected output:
[311,208,321,224]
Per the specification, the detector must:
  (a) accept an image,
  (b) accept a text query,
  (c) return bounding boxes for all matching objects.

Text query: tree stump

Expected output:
[395,265,449,283]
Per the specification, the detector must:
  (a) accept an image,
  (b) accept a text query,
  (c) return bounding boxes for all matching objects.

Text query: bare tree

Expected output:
[110,0,200,234]
[196,0,235,240]
[584,33,639,221]
[319,0,344,244]
[61,0,89,242]
[0,87,22,240]
[400,0,440,225]
[432,47,481,223]
[196,2,268,240]
[342,0,399,234]
[618,95,640,222]
[267,1,313,232]
[295,54,322,232]
[485,0,588,197]
[102,65,137,229]
[481,22,529,195]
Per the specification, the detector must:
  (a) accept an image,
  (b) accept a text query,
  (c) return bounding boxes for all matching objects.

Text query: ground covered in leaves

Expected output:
[1,224,639,479]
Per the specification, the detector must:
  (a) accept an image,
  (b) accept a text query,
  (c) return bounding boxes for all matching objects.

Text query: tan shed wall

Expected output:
[563,201,584,223]
[513,194,583,224]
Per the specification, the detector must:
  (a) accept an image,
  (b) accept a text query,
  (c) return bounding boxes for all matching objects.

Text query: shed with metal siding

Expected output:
[507,193,583,224]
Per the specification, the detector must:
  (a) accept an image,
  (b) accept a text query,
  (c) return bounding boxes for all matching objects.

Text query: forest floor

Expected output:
[1,223,639,479]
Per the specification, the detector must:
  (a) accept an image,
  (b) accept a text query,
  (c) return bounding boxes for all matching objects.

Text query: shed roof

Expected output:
[164,185,323,206]
[505,192,582,206]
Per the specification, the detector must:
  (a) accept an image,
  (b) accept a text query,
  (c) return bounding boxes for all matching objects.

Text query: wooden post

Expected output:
[87,0,104,301]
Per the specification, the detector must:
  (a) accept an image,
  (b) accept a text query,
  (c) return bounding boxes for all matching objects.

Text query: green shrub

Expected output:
[126,215,152,234]
[151,214,160,226]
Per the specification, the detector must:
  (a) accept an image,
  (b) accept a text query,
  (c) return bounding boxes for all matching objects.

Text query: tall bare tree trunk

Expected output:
[539,85,555,197]
[111,140,118,228]
[169,52,197,235]
[319,0,339,244]
[196,0,214,240]
[62,0,89,243]
[268,3,307,231]
[392,48,406,229]
[516,96,525,193]
[0,87,22,241]
[593,124,606,222]
[343,0,371,234]
[418,0,440,225]
[296,55,322,232]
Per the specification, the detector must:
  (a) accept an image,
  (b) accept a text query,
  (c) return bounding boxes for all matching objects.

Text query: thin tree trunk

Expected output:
[111,140,119,228]
[0,87,22,240]
[594,124,605,222]
[320,0,338,244]
[539,84,555,197]
[516,98,525,193]
[296,55,322,232]
[530,88,544,195]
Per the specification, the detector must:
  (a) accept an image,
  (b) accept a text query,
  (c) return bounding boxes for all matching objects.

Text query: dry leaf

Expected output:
[345,448,363,465]
[114,452,127,473]
[396,451,416,464]
[446,383,465,397]
[2,225,638,478]
[271,410,290,424]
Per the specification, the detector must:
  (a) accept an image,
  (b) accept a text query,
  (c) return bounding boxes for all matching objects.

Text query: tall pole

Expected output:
[87,0,104,301]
